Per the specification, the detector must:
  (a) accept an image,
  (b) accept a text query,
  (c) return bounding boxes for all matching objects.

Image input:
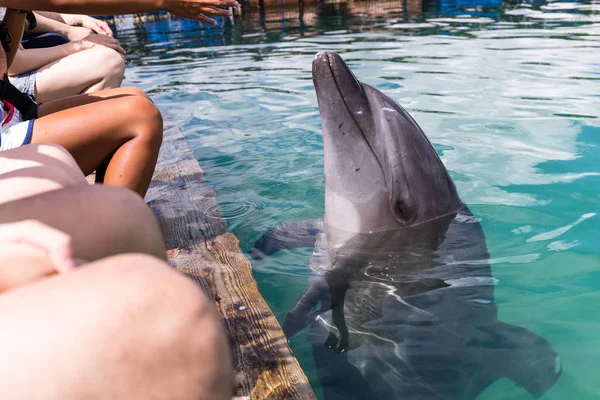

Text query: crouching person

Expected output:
[0,144,233,400]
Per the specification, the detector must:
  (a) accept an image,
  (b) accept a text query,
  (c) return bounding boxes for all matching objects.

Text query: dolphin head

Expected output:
[313,51,462,234]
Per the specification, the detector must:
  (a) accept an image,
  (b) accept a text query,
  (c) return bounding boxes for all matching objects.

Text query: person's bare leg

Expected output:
[0,144,86,204]
[0,254,232,400]
[0,184,166,262]
[32,95,163,196]
[38,86,152,117]
[34,47,126,103]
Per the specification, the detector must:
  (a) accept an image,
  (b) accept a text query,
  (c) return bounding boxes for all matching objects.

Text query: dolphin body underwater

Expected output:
[251,52,562,399]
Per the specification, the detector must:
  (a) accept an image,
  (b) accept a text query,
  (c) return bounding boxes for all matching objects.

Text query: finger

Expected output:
[105,42,126,55]
[50,249,76,273]
[196,14,218,25]
[96,37,125,53]
[100,22,114,37]
[201,6,233,17]
[0,220,75,273]
[220,0,240,7]
[92,21,110,36]
[89,26,103,35]
[197,0,240,7]
[100,37,121,47]
[96,35,118,44]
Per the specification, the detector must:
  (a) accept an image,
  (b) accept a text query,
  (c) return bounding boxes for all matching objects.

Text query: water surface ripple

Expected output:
[117,1,600,398]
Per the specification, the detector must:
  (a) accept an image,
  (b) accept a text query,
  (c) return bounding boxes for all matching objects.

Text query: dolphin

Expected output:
[251,51,562,399]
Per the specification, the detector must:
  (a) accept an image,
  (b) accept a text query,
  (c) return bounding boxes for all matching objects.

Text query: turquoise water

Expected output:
[117,2,599,398]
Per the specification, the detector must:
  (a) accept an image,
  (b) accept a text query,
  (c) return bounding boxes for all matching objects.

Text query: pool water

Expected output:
[116,1,600,398]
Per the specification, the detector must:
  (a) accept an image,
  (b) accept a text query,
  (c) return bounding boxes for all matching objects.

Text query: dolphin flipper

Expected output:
[479,322,562,398]
[283,274,330,338]
[249,218,324,259]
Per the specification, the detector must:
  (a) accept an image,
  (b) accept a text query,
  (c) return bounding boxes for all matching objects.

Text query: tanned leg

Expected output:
[38,86,152,116]
[32,94,163,196]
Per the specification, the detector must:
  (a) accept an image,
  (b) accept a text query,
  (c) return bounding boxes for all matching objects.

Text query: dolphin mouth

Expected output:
[313,51,365,120]
[313,51,363,97]
[312,51,385,178]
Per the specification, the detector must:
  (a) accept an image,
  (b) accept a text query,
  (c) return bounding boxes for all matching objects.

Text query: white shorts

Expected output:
[1,107,35,151]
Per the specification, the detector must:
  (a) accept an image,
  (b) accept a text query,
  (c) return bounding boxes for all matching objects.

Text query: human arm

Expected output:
[29,10,65,23]
[1,10,26,67]
[30,12,93,41]
[60,14,113,36]
[35,11,113,36]
[9,34,125,75]
[0,0,240,25]
[9,44,73,75]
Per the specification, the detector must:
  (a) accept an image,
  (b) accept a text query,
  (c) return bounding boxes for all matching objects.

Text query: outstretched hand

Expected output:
[164,0,240,25]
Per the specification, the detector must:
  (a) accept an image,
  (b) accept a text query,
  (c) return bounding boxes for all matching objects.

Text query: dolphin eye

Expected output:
[396,200,416,224]
[396,201,406,221]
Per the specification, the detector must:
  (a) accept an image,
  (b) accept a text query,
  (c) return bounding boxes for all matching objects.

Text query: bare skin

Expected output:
[0,144,166,273]
[11,34,127,103]
[1,13,161,197]
[1,11,26,65]
[0,154,232,399]
[0,143,86,203]
[1,0,240,26]
[33,46,126,102]
[0,252,232,400]
[0,2,236,398]
[0,151,232,399]
[30,87,164,196]
[0,184,167,263]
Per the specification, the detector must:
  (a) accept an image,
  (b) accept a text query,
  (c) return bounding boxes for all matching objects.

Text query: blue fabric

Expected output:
[22,119,35,146]
[21,32,68,49]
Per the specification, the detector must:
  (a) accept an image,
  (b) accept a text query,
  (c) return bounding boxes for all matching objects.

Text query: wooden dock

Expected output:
[143,124,315,400]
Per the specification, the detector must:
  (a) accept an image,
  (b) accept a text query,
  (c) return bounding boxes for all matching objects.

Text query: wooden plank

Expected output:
[144,124,315,400]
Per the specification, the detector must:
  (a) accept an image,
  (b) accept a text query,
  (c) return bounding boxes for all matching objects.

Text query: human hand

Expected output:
[66,25,93,42]
[0,220,76,274]
[79,15,114,37]
[164,0,240,25]
[73,33,126,55]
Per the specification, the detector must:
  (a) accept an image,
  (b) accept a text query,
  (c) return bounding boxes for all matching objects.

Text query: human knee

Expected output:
[96,255,232,398]
[121,86,153,102]
[86,185,166,258]
[124,97,163,146]
[94,47,125,85]
[106,255,228,360]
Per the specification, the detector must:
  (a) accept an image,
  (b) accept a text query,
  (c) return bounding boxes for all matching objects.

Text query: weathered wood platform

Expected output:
[143,124,315,400]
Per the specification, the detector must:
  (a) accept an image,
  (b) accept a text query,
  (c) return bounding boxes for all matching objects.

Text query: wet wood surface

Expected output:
[143,124,315,400]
